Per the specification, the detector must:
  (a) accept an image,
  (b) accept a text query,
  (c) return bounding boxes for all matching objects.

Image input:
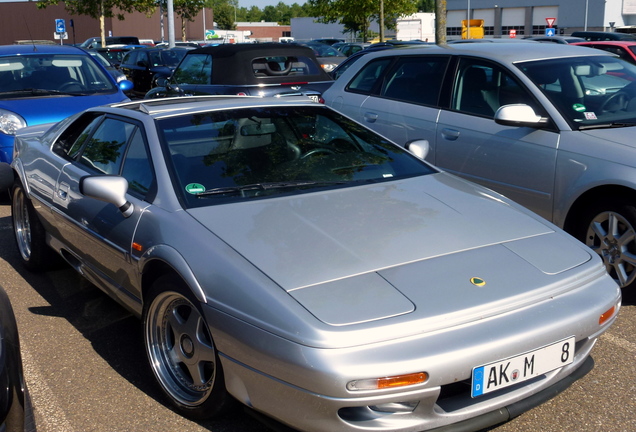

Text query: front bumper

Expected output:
[203,268,620,432]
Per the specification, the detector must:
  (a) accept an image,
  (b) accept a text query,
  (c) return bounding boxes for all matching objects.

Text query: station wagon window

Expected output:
[381,56,448,105]
[346,58,393,94]
[173,54,212,85]
[452,59,538,117]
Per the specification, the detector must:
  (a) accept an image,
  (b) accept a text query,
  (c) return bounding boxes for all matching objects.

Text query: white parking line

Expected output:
[21,348,75,432]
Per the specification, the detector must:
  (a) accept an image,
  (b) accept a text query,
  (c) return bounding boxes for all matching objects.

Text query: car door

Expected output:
[435,58,560,221]
[356,55,448,164]
[51,115,154,302]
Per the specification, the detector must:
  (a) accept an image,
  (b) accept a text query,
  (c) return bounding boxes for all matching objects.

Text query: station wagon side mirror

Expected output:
[80,176,134,217]
[495,104,548,127]
[406,140,430,160]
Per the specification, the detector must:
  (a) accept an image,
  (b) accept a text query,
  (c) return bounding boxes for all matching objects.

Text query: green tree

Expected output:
[308,0,416,42]
[36,0,157,46]
[417,0,435,13]
[215,2,236,30]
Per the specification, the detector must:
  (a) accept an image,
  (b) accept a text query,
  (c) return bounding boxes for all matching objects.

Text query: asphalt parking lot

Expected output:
[0,194,634,432]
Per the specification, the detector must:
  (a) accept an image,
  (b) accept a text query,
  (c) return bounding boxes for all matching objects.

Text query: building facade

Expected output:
[446,0,630,38]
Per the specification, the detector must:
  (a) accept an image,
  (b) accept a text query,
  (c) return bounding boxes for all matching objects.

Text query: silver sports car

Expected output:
[4,96,621,431]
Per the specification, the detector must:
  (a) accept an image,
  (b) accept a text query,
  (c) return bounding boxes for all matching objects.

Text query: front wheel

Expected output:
[143,274,233,420]
[11,180,61,271]
[574,198,636,290]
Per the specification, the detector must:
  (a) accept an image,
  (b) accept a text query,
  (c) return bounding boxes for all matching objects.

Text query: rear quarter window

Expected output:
[346,58,393,94]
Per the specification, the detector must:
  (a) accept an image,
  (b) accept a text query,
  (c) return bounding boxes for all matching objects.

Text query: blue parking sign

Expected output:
[55,19,65,34]
[545,28,556,37]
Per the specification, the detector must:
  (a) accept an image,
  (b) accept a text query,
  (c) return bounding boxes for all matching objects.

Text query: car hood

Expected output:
[188,173,593,326]
[578,126,636,148]
[0,92,126,127]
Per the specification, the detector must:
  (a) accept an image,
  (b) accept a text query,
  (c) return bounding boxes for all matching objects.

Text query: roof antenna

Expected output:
[23,16,38,52]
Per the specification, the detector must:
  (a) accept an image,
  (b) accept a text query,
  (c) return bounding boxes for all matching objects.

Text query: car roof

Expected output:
[188,42,315,58]
[103,95,320,120]
[358,42,610,64]
[0,44,87,56]
[572,40,636,46]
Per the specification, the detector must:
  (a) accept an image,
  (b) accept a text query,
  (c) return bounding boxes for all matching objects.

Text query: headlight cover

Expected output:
[0,109,27,135]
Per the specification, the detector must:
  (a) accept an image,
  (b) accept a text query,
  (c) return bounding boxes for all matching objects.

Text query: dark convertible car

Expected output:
[145,43,334,102]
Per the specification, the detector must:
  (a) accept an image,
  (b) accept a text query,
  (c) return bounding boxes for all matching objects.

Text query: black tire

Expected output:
[573,197,636,291]
[11,180,61,272]
[142,274,234,420]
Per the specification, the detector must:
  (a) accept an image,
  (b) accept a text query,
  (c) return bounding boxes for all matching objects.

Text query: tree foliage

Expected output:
[307,0,416,40]
[36,0,157,46]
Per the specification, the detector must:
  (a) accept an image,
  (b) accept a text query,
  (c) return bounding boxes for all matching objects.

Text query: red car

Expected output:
[572,40,636,64]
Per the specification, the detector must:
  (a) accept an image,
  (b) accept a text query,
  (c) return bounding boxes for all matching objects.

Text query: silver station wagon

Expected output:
[324,43,636,292]
[3,96,620,432]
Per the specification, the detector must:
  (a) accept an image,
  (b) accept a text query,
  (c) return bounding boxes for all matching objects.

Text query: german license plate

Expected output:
[307,95,319,102]
[471,336,575,397]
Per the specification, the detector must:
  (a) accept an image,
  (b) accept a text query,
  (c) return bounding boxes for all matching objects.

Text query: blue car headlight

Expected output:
[0,109,26,135]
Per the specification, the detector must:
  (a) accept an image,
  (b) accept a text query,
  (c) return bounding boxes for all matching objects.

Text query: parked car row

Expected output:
[0,37,632,432]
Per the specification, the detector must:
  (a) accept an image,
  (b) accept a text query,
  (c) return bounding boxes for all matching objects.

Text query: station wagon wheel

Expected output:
[11,180,61,271]
[576,198,636,290]
[143,274,232,419]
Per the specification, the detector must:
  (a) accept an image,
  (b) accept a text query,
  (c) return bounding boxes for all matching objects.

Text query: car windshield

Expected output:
[148,50,183,67]
[518,55,636,129]
[0,54,116,96]
[157,105,434,208]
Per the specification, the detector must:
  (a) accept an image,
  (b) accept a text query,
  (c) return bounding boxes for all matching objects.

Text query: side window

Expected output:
[381,56,448,106]
[121,51,136,67]
[346,58,393,94]
[173,54,212,85]
[121,128,154,198]
[452,59,538,117]
[78,118,136,174]
[53,113,104,159]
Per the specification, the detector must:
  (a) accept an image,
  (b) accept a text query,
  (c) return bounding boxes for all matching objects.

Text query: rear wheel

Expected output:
[11,180,60,271]
[143,274,233,420]
[574,198,636,291]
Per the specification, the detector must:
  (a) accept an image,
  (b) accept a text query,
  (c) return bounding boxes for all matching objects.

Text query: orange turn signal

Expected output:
[599,305,616,325]
[347,372,428,391]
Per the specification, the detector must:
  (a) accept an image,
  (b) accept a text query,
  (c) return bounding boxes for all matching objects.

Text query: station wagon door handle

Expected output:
[441,128,460,141]
[363,112,378,123]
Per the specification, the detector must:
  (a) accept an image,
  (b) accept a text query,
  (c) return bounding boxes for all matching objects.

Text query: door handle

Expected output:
[364,112,378,123]
[441,128,460,141]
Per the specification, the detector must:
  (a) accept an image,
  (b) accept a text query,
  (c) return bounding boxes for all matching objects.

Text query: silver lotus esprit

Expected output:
[5,96,621,432]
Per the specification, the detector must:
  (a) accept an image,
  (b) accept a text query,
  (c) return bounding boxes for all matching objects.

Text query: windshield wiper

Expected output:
[0,88,83,97]
[195,180,348,197]
[578,122,636,130]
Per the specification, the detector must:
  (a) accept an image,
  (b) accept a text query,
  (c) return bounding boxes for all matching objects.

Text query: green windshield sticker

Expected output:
[185,183,205,194]
[573,103,586,112]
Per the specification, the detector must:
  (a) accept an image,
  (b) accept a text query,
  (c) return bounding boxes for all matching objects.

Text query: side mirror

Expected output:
[80,176,134,217]
[494,104,547,127]
[406,140,430,160]
[155,77,168,87]
[119,79,134,92]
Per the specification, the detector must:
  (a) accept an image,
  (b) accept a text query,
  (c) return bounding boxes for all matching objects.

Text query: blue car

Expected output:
[0,44,133,163]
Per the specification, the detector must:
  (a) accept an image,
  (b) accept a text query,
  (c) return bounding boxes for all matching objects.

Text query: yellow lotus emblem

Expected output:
[470,277,486,287]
